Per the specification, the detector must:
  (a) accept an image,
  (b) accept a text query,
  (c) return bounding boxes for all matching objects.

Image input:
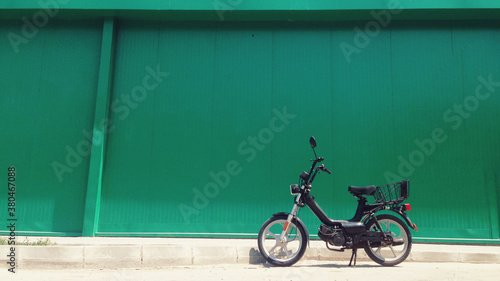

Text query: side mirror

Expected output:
[309,136,317,148]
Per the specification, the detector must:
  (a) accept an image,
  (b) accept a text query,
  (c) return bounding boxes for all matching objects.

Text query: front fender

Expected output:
[272,212,310,242]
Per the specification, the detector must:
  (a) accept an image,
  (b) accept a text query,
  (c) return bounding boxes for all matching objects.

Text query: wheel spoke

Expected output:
[266,230,278,240]
[283,245,291,258]
[268,244,278,255]
[287,238,299,246]
[388,245,397,257]
[363,216,411,265]
[258,218,306,265]
[383,221,390,232]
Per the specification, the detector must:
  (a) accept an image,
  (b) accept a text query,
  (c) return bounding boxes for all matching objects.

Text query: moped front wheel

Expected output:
[257,215,307,267]
[363,214,412,266]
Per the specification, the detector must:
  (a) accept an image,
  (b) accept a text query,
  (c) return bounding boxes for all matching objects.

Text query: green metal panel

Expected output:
[3,0,500,10]
[329,21,396,221]
[1,17,499,242]
[451,21,500,239]
[98,21,278,235]
[388,21,500,239]
[331,20,500,241]
[2,1,500,21]
[95,20,500,241]
[82,18,116,237]
[0,20,102,235]
[3,9,500,22]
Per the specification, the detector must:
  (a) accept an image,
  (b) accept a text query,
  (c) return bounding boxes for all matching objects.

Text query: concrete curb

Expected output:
[1,238,500,269]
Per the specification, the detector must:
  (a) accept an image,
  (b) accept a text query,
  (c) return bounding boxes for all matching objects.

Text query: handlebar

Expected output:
[306,160,331,184]
[319,164,331,174]
[310,157,324,162]
[308,158,323,179]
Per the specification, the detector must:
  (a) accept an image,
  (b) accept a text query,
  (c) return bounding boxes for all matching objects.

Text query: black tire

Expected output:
[257,214,307,267]
[363,214,412,266]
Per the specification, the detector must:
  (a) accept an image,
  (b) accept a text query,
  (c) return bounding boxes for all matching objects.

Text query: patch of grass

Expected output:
[0,237,57,246]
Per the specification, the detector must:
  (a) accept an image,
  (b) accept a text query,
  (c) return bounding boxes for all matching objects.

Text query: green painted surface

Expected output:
[95,20,500,240]
[0,20,103,234]
[3,9,500,22]
[1,18,499,242]
[2,0,500,10]
[82,18,116,237]
[2,1,500,21]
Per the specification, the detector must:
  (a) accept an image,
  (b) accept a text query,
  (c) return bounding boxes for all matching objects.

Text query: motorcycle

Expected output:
[257,136,418,267]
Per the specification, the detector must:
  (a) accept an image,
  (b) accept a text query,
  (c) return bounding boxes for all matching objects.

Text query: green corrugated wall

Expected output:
[0,20,103,235]
[1,18,499,242]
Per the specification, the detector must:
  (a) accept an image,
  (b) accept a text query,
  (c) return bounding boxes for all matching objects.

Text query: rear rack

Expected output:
[373,180,409,206]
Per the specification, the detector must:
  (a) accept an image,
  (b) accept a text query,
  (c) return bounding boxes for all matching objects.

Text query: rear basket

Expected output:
[373,180,409,206]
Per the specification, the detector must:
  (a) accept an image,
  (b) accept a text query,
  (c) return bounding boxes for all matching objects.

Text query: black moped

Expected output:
[257,137,417,266]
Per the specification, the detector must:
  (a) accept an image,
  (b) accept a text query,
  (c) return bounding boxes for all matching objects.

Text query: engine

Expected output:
[318,224,346,247]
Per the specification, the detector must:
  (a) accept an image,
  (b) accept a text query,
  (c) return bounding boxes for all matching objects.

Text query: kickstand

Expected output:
[348,247,357,267]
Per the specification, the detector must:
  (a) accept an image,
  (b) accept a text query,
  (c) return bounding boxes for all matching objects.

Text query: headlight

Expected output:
[290,184,301,195]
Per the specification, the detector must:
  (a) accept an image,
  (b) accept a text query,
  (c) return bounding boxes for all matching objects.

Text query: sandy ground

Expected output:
[2,260,500,281]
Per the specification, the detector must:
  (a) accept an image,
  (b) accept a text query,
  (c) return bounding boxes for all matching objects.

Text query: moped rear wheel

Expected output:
[363,214,412,266]
[257,215,307,267]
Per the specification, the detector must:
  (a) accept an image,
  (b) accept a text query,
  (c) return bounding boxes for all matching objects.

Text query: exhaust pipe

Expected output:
[368,237,405,248]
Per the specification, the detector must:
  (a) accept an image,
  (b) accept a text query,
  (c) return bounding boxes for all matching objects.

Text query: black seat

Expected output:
[348,185,376,197]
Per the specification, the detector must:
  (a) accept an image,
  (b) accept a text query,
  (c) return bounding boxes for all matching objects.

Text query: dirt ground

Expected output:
[2,260,500,281]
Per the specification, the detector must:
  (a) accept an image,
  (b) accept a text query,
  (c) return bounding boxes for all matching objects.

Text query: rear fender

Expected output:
[392,209,418,231]
[364,209,417,231]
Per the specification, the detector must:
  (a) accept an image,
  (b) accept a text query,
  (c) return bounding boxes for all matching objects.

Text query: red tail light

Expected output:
[404,204,411,211]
